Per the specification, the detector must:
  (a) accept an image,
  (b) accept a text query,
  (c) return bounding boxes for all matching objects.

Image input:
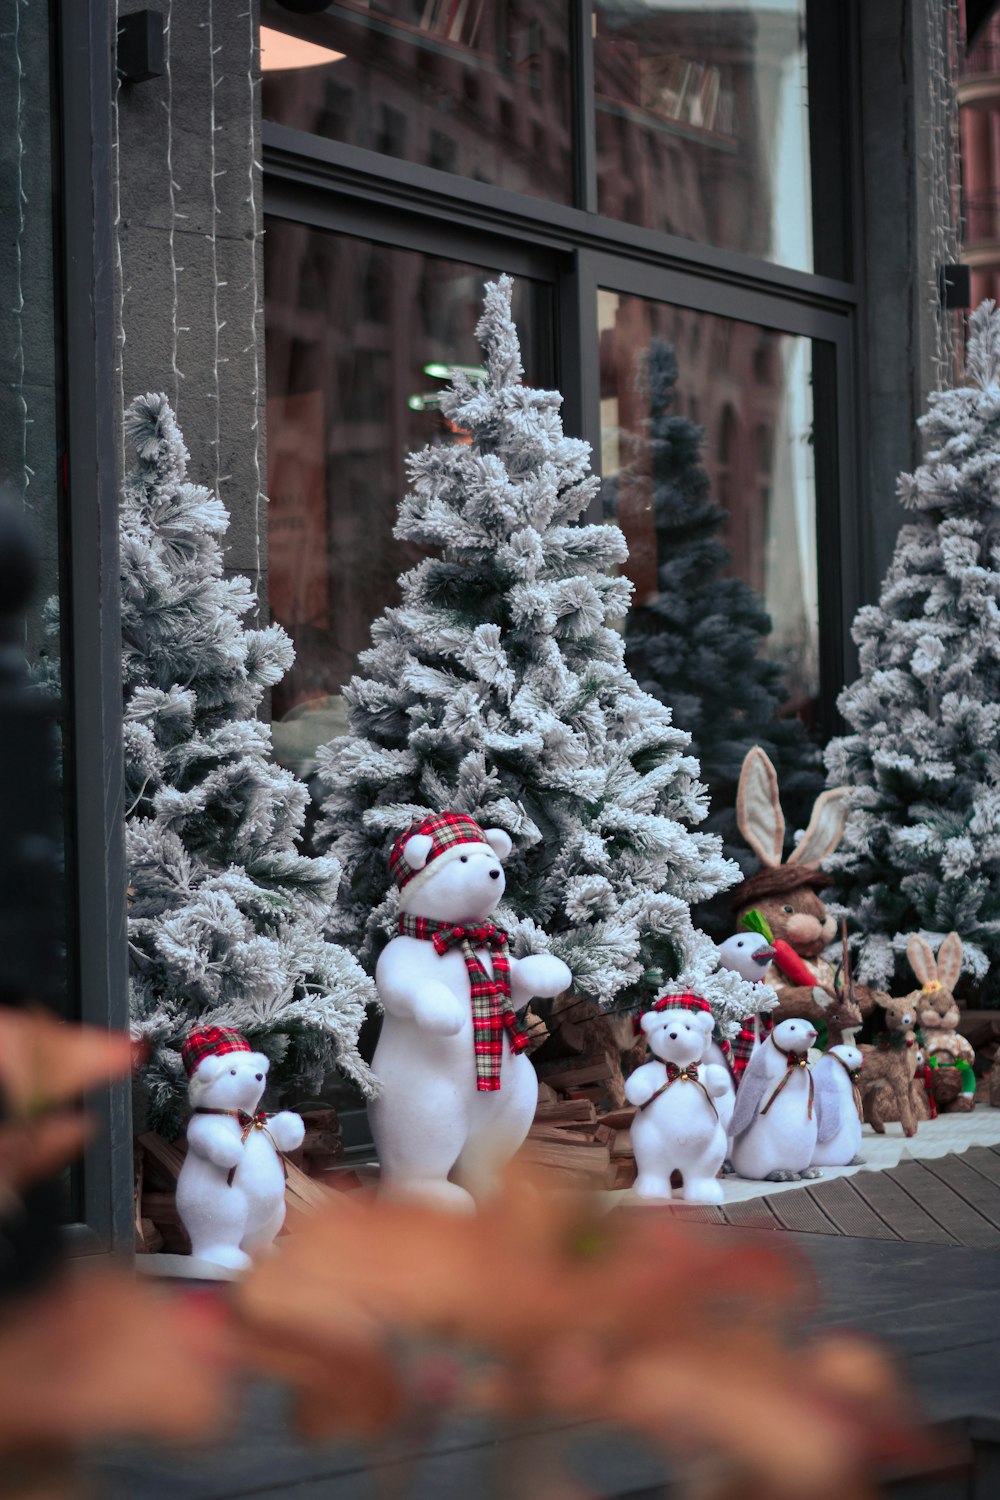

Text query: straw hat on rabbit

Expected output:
[730,748,878,1045]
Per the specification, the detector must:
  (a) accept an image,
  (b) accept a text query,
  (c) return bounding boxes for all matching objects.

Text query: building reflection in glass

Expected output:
[264,220,553,772]
[593,1,811,269]
[599,290,818,719]
[260,1,574,205]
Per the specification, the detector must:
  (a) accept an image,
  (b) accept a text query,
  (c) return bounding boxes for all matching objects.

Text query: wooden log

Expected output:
[536,1054,614,1090]
[518,1133,613,1180]
[533,1098,598,1126]
[536,1080,559,1108]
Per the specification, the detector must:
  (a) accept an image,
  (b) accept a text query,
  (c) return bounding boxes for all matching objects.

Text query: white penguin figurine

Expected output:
[811,1044,864,1168]
[625,1007,730,1204]
[717,932,777,985]
[729,1017,819,1181]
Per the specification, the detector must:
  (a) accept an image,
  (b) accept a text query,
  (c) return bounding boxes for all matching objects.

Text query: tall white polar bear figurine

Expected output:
[811,1044,865,1168]
[175,1025,305,1271]
[370,812,572,1209]
[729,1017,819,1182]
[625,1006,730,1204]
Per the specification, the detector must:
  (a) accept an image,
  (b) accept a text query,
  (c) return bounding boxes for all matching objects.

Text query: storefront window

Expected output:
[594,0,813,272]
[0,0,73,1215]
[260,1,574,205]
[264,219,554,774]
[598,290,818,718]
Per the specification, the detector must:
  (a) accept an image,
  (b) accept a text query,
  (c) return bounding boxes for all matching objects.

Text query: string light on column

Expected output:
[202,1,228,500]
[11,0,32,503]
[112,2,129,480]
[162,0,185,413]
[926,0,960,387]
[241,4,265,616]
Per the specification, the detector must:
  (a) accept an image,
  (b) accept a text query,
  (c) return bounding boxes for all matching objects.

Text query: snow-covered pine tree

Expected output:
[122,393,376,1138]
[825,300,1000,1002]
[620,339,824,930]
[313,277,770,1041]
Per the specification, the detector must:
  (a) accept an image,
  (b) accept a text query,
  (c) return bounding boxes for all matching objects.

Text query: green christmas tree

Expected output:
[314,279,768,1038]
[122,394,376,1138]
[621,339,824,930]
[825,301,1000,1001]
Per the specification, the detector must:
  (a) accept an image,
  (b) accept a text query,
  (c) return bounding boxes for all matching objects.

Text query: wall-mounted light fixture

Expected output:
[117,9,165,85]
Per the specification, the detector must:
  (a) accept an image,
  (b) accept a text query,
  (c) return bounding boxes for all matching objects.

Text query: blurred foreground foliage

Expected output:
[0,1009,931,1500]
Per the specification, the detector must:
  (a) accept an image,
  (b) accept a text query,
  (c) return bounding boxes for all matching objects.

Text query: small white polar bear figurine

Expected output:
[175,1025,304,1271]
[624,1006,731,1204]
[811,1044,865,1168]
[729,1017,819,1182]
[370,811,572,1210]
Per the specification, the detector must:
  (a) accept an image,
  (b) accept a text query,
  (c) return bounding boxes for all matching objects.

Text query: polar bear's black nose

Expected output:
[668,1031,677,1040]
[489,868,500,879]
[255,1073,263,1081]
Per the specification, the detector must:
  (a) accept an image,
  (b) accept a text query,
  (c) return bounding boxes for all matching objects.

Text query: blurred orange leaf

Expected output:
[235,1174,928,1497]
[0,1008,134,1118]
[0,1270,235,1452]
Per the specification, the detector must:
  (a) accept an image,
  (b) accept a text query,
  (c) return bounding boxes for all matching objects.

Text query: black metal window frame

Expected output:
[56,0,132,1255]
[262,2,867,738]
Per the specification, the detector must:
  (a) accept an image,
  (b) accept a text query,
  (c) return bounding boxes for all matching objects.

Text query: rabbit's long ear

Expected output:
[736,747,784,868]
[907,934,937,986]
[936,931,963,991]
[786,787,849,867]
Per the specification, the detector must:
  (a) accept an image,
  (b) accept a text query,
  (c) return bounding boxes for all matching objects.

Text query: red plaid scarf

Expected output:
[193,1107,289,1186]
[638,1059,719,1120]
[399,914,529,1091]
[731,1012,773,1081]
[760,1037,814,1120]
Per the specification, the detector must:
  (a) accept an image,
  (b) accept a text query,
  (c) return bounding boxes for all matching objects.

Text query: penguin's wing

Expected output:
[813,1061,842,1144]
[730,1050,770,1140]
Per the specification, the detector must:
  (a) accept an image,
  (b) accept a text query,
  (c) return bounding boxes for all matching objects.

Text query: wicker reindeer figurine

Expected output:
[858,993,922,1138]
[905,932,976,1114]
[729,749,876,1069]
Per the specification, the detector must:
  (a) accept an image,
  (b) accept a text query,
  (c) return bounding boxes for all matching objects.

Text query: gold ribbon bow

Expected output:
[760,1040,815,1120]
[639,1061,719,1120]
[193,1106,289,1187]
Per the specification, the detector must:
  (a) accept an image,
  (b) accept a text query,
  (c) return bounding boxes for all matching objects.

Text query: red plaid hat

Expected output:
[633,992,713,1036]
[181,1025,251,1077]
[389,811,492,893]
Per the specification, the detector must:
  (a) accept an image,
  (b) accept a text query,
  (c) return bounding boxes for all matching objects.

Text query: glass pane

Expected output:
[264,219,554,775]
[594,1,813,271]
[0,0,75,1219]
[260,1,574,205]
[598,290,818,720]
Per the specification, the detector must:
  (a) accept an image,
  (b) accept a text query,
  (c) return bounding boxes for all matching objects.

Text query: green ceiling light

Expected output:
[422,362,487,381]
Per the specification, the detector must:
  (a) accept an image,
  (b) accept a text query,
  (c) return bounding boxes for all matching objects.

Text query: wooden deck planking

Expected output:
[961,1144,1000,1188]
[918,1153,1000,1230]
[765,1187,842,1235]
[887,1160,1000,1249]
[811,1167,959,1244]
[717,1196,784,1231]
[796,1176,900,1239]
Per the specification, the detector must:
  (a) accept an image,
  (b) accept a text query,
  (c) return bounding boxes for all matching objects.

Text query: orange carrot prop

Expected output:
[740,910,818,988]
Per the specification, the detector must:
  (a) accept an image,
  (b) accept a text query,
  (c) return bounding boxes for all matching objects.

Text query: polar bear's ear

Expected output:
[640,1011,666,1036]
[193,1055,227,1084]
[483,827,512,861]
[690,1011,714,1034]
[401,833,434,871]
[248,1052,270,1075]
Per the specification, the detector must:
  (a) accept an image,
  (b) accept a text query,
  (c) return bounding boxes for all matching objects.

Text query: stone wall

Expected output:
[115,0,267,605]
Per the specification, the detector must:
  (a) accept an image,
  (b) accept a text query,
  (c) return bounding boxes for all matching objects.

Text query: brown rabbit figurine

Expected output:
[905,932,976,1114]
[730,749,877,1064]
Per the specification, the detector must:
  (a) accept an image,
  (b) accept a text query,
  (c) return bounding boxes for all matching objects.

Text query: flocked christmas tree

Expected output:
[122,393,376,1138]
[825,300,1000,1002]
[314,278,770,1039]
[620,340,824,926]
